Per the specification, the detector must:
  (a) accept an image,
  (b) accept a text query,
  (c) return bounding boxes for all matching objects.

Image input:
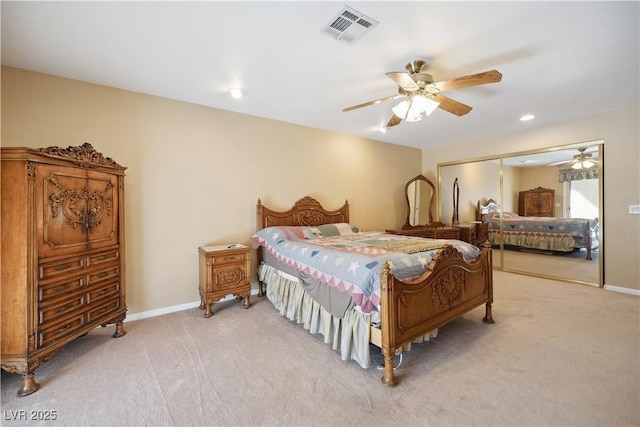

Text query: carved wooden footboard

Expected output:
[378,244,493,386]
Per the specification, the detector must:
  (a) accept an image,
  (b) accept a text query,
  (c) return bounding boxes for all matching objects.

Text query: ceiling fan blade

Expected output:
[434,70,502,92]
[547,160,571,167]
[342,94,403,112]
[431,94,473,116]
[386,115,402,127]
[386,72,420,91]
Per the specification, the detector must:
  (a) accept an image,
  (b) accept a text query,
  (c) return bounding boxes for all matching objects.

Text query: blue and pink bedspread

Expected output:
[251,224,480,314]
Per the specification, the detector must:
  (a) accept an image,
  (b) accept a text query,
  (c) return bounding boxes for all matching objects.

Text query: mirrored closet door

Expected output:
[438,141,603,286]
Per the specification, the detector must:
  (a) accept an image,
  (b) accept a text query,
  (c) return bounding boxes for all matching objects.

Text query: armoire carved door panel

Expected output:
[37,165,119,258]
[85,170,119,250]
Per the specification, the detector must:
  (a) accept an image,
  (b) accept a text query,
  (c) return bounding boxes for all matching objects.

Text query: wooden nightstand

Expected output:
[453,222,489,247]
[198,244,251,318]
[453,223,477,245]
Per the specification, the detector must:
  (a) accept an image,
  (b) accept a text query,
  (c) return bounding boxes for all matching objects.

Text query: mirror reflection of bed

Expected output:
[438,143,602,286]
[477,198,599,284]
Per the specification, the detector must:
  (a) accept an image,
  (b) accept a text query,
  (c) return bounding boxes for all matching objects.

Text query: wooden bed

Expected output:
[477,198,594,260]
[255,196,494,387]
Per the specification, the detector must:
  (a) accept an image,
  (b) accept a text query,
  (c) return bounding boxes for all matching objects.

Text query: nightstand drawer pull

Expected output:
[55,263,71,271]
[55,283,71,292]
[98,272,108,278]
[99,289,109,296]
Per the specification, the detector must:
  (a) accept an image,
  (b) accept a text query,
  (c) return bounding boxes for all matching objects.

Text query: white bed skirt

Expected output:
[258,262,437,369]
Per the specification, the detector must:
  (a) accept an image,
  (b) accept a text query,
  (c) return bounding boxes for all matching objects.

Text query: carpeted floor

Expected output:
[1,270,638,427]
[500,247,599,284]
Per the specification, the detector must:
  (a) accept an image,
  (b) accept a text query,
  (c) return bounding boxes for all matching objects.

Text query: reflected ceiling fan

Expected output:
[548,147,598,169]
[342,59,502,127]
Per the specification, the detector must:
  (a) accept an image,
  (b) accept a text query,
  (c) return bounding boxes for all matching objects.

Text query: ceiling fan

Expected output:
[548,147,598,169]
[342,59,502,127]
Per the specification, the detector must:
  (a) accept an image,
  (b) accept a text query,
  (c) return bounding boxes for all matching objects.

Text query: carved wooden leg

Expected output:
[113,319,127,337]
[17,372,40,397]
[199,295,205,310]
[257,281,265,297]
[243,295,251,309]
[483,302,495,324]
[381,352,398,387]
[204,303,213,318]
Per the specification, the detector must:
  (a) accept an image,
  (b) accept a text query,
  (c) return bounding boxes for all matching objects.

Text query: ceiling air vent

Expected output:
[321,6,379,45]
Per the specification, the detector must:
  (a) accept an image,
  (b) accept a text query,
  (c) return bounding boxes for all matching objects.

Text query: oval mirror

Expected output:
[405,174,435,227]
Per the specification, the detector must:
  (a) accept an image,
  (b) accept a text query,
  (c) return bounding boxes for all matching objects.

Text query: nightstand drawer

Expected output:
[210,252,246,265]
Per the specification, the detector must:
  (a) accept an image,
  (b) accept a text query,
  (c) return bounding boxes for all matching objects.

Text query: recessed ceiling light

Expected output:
[227,88,246,99]
[520,114,535,121]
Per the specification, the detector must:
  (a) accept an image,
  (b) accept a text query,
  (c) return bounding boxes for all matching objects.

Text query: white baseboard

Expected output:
[123,284,637,321]
[125,289,262,322]
[603,284,640,296]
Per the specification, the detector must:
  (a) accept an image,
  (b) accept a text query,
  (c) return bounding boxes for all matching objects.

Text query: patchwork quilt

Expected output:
[251,224,480,314]
[484,212,591,238]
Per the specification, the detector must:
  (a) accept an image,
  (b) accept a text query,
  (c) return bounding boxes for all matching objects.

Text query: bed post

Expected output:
[482,242,495,324]
[379,262,398,387]
[256,199,265,297]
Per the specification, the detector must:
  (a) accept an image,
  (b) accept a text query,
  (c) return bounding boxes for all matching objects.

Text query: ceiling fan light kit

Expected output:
[571,158,596,170]
[392,95,440,122]
[548,147,598,169]
[343,59,502,127]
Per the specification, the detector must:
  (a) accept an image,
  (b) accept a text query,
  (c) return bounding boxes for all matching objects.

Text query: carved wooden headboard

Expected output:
[256,196,349,231]
[476,198,501,221]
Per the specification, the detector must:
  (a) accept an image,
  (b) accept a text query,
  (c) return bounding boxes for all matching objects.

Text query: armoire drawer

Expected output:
[39,255,85,281]
[87,249,120,267]
[38,276,84,303]
[38,315,85,348]
[87,265,120,286]
[86,296,121,323]
[87,281,120,304]
[39,294,85,325]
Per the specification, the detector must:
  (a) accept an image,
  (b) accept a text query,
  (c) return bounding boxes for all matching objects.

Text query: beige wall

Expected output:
[1,67,422,314]
[423,106,640,292]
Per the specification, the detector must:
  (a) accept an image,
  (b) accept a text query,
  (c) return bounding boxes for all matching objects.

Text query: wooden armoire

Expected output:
[1,143,127,396]
[518,187,555,217]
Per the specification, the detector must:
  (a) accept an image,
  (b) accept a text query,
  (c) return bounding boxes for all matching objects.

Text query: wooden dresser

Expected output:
[198,244,251,318]
[388,223,461,240]
[1,144,127,396]
[518,187,555,217]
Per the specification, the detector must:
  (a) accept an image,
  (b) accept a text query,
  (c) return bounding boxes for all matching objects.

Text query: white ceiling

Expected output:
[2,1,638,151]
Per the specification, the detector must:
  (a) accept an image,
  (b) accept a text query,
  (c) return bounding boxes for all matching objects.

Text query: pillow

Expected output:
[316,223,360,237]
[484,212,519,221]
[274,226,319,241]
